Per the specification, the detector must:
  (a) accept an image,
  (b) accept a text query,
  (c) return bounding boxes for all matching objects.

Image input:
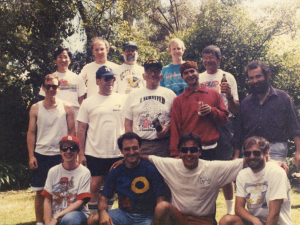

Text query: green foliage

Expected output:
[0,160,31,191]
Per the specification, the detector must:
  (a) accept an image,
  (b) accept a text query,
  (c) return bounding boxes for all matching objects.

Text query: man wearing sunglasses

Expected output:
[220,136,292,225]
[42,135,91,225]
[88,132,165,225]
[77,65,127,214]
[146,133,245,225]
[122,58,176,157]
[114,41,145,94]
[27,73,75,225]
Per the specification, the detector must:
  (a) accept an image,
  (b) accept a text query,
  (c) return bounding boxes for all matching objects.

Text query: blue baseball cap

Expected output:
[96,66,116,79]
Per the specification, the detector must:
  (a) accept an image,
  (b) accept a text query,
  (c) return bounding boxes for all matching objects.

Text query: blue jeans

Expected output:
[269,142,288,162]
[59,211,88,225]
[108,208,153,225]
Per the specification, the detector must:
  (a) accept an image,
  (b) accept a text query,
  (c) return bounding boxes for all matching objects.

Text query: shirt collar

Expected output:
[183,83,208,98]
[249,85,277,101]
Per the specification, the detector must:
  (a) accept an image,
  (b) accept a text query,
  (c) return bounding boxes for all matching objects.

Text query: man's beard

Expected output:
[250,80,269,95]
[126,54,136,62]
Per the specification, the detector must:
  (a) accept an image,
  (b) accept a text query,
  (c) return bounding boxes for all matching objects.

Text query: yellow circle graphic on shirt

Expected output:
[131,177,149,194]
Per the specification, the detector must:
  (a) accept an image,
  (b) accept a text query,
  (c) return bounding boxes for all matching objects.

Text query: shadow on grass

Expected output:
[292,205,300,209]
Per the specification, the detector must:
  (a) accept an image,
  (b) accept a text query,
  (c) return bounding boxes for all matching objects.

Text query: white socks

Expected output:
[88,202,98,214]
[225,199,234,215]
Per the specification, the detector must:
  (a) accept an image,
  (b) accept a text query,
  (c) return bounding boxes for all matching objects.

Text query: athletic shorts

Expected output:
[31,152,62,191]
[140,138,170,157]
[85,155,123,176]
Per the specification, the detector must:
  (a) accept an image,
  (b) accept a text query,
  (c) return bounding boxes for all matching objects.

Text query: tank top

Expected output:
[35,100,68,155]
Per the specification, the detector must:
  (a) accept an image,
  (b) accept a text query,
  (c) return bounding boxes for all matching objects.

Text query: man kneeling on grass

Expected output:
[219,136,292,225]
[41,135,91,225]
[88,132,165,225]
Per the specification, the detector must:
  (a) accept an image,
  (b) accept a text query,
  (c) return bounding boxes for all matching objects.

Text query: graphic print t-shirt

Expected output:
[122,87,176,140]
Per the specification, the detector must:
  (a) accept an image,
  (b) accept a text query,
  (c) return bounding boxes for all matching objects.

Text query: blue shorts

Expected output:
[31,152,62,191]
[108,208,153,225]
[86,155,123,176]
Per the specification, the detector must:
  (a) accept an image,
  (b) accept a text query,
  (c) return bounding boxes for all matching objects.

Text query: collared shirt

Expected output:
[170,85,229,156]
[232,86,300,149]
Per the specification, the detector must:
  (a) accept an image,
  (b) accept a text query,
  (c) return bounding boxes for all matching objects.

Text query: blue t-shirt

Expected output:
[160,63,187,96]
[101,160,165,214]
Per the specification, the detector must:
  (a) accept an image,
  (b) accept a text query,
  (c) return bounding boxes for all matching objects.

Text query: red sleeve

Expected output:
[77,193,91,202]
[41,189,52,200]
[210,91,229,126]
[170,97,181,157]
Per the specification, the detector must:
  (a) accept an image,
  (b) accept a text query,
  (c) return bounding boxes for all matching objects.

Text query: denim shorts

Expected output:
[107,208,153,225]
[269,142,288,162]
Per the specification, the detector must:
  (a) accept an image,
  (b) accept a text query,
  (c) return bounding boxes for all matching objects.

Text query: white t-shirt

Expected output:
[236,162,292,225]
[39,70,86,107]
[79,61,119,98]
[77,92,127,158]
[122,87,176,140]
[199,69,238,117]
[149,156,244,216]
[42,164,91,219]
[113,63,145,94]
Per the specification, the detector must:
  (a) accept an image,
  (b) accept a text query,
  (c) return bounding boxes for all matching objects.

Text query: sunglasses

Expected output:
[44,84,59,90]
[244,150,261,157]
[60,146,79,152]
[103,76,116,82]
[179,147,200,153]
[123,146,139,151]
[145,69,161,75]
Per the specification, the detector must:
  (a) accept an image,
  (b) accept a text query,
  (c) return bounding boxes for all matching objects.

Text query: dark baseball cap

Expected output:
[143,58,163,70]
[122,41,138,51]
[96,66,116,79]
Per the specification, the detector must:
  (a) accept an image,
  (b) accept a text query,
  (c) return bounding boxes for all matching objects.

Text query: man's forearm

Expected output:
[265,199,282,225]
[27,132,35,158]
[227,99,240,116]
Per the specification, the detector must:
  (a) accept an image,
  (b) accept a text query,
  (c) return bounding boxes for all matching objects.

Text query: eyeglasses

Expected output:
[123,146,139,151]
[146,69,161,75]
[60,146,79,152]
[103,76,116,82]
[44,84,59,90]
[179,147,200,153]
[202,56,217,60]
[182,69,196,76]
[124,48,137,53]
[244,150,261,157]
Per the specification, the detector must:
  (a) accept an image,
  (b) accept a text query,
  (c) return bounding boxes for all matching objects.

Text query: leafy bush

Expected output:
[0,160,31,191]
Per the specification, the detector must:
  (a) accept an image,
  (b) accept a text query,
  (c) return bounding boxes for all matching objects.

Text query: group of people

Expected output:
[26,36,300,225]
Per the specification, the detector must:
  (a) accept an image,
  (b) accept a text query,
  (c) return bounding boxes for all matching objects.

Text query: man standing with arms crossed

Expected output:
[199,45,240,214]
[80,37,119,97]
[160,38,187,96]
[220,136,292,225]
[27,74,75,225]
[77,66,127,214]
[114,41,145,94]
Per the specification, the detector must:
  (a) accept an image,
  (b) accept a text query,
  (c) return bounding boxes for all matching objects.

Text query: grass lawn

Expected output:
[1,187,299,225]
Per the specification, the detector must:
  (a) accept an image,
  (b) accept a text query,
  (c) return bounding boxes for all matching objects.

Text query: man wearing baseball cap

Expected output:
[170,61,229,158]
[42,135,91,225]
[122,58,176,157]
[114,41,145,94]
[77,66,127,213]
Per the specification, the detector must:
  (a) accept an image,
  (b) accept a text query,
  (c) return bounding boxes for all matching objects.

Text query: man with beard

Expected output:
[114,41,145,94]
[220,136,292,225]
[232,61,300,170]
